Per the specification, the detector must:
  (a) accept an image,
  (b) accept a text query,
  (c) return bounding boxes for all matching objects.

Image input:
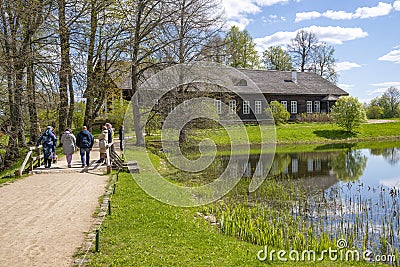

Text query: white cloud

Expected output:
[254,26,368,51]
[295,11,321,22]
[307,26,368,44]
[354,2,392,18]
[394,1,400,10]
[371,81,400,87]
[336,62,362,72]
[295,2,394,22]
[338,83,355,94]
[378,49,400,63]
[222,0,288,29]
[323,10,354,20]
[367,81,400,95]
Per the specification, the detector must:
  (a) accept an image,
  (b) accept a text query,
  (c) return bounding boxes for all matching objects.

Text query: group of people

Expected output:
[36,123,120,168]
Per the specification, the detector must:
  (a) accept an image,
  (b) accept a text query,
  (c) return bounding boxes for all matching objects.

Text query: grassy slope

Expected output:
[88,148,376,267]
[188,121,400,146]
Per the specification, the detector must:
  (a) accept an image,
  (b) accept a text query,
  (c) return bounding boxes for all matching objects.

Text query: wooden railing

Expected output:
[105,141,125,174]
[15,145,45,176]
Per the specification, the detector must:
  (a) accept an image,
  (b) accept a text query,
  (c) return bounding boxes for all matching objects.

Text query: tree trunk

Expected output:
[131,1,145,147]
[15,65,26,147]
[27,53,40,144]
[58,0,69,134]
[66,54,74,128]
[83,0,97,132]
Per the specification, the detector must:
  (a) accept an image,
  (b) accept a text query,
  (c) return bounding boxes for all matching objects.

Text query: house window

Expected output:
[281,101,288,110]
[255,101,262,114]
[291,101,297,114]
[229,100,236,114]
[215,100,222,114]
[307,158,313,172]
[314,101,320,113]
[292,158,298,174]
[306,101,313,113]
[243,100,250,114]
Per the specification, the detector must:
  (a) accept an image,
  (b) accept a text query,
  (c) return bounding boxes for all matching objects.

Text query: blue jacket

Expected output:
[76,130,94,148]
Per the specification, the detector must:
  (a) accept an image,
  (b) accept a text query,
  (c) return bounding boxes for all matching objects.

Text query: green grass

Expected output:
[87,148,382,266]
[184,122,400,146]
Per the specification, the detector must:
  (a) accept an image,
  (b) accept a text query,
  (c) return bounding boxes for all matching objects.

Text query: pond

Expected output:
[160,142,400,260]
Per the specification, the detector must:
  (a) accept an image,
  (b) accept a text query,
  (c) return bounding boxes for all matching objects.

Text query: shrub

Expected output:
[296,113,333,123]
[268,100,290,125]
[365,105,384,119]
[331,96,367,133]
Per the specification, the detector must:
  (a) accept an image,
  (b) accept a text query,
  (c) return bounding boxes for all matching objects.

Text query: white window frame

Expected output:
[306,101,313,113]
[243,100,250,114]
[291,101,297,114]
[281,101,288,110]
[292,158,298,174]
[255,100,262,114]
[314,101,320,113]
[229,100,237,114]
[215,100,222,114]
[307,158,313,172]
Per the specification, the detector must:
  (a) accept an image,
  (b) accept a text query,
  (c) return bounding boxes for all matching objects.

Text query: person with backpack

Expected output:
[96,126,108,164]
[61,128,76,168]
[76,126,94,167]
[36,126,57,168]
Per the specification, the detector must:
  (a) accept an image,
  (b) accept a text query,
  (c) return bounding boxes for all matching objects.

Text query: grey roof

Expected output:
[237,69,348,96]
[114,66,348,97]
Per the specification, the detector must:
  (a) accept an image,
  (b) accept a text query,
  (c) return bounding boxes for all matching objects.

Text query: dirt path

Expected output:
[0,152,108,266]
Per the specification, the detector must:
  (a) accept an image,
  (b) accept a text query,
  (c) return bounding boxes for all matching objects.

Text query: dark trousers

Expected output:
[80,148,91,166]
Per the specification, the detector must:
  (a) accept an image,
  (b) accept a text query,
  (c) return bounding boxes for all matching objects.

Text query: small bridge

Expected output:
[15,141,139,176]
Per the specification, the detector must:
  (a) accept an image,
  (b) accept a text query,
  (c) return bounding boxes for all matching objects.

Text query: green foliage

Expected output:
[331,96,367,133]
[330,150,368,181]
[262,46,293,70]
[296,112,333,123]
[368,87,400,118]
[72,101,85,130]
[365,104,384,119]
[269,100,290,125]
[104,99,130,130]
[224,26,260,69]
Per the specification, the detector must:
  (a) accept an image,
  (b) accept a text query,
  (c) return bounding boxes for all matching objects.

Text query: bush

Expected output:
[296,113,333,123]
[365,105,384,119]
[269,100,290,125]
[331,96,367,133]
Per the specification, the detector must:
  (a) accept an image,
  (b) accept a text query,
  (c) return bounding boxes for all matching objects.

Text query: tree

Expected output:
[225,26,259,69]
[331,150,367,181]
[331,96,367,133]
[382,86,400,118]
[311,42,338,84]
[365,104,384,119]
[262,46,292,71]
[269,100,290,125]
[287,30,318,72]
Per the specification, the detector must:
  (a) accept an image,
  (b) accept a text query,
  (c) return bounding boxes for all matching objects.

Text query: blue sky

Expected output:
[221,0,400,102]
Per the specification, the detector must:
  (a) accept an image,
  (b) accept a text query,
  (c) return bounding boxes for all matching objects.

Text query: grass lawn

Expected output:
[185,121,400,146]
[87,147,384,266]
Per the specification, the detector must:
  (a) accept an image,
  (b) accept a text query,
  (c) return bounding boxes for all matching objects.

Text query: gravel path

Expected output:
[0,169,107,266]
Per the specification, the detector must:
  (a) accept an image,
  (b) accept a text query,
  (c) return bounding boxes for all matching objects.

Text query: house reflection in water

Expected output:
[224,151,345,192]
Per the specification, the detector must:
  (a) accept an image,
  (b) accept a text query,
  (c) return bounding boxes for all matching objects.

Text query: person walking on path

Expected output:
[60,128,76,168]
[36,126,57,168]
[119,125,124,151]
[76,126,94,167]
[96,126,108,164]
[105,123,115,153]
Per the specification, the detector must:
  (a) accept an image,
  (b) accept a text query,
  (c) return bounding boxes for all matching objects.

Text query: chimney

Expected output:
[292,70,298,83]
